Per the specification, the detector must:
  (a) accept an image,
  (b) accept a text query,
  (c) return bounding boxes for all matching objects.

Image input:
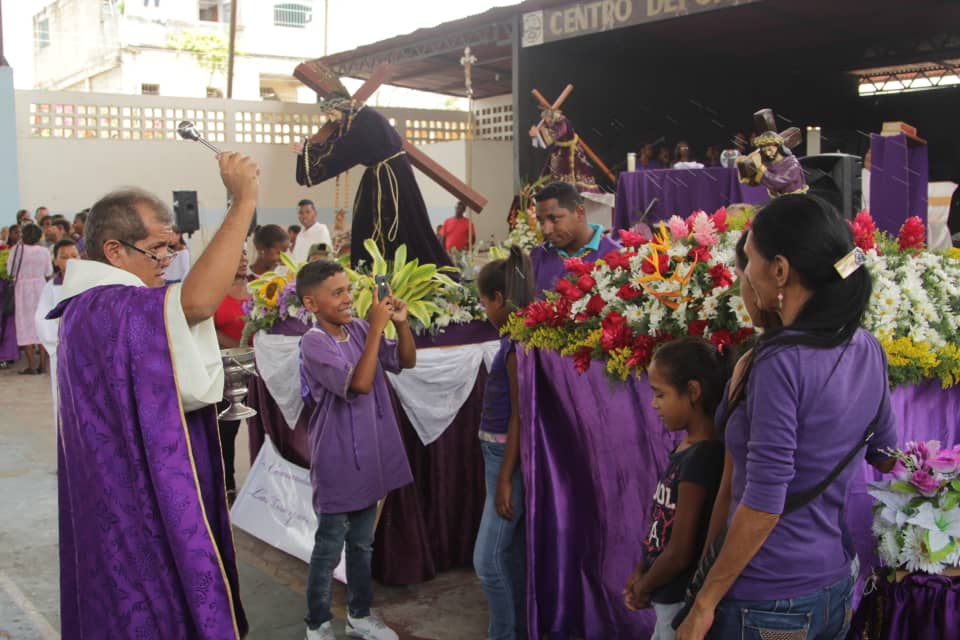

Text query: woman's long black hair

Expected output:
[724,194,872,420]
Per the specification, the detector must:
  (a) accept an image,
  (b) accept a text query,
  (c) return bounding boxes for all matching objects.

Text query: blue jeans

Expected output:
[473,441,526,640]
[709,575,854,640]
[305,503,378,628]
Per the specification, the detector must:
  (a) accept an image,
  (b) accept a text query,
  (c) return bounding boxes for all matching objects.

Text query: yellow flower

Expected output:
[262,276,286,308]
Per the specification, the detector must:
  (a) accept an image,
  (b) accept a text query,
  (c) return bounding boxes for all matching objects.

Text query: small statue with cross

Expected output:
[528,84,615,193]
[736,108,807,198]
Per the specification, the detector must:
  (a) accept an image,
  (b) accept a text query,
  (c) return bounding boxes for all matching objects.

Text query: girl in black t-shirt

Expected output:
[623,337,728,640]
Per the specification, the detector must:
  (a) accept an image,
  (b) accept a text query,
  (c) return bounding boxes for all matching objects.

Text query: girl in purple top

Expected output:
[297,260,416,640]
[473,246,535,640]
[676,194,897,640]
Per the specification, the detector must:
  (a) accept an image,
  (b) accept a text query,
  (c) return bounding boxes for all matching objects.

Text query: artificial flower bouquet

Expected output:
[870,440,960,575]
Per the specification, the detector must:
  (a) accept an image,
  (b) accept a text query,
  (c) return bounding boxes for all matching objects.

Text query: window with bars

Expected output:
[35,18,50,49]
[273,2,313,28]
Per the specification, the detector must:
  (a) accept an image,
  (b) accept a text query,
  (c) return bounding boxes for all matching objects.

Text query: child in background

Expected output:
[473,246,535,640]
[297,260,416,640]
[624,337,727,640]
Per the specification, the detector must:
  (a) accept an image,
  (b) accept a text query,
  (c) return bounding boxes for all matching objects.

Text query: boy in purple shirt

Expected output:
[530,181,620,296]
[297,260,416,640]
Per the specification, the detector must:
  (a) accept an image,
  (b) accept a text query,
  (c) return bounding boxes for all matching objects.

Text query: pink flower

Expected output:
[691,212,720,247]
[618,229,649,249]
[667,215,689,239]
[910,468,941,497]
[928,449,960,475]
[711,207,729,232]
[892,457,912,481]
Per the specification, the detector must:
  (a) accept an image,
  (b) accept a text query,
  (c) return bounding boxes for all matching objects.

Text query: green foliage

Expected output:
[166,30,231,81]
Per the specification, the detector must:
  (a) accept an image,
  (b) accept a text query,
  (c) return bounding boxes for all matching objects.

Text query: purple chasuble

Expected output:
[50,284,247,640]
[299,320,413,514]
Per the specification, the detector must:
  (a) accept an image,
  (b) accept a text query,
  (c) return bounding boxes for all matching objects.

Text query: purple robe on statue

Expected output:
[535,115,603,194]
[50,284,247,640]
[757,154,806,198]
[296,106,452,270]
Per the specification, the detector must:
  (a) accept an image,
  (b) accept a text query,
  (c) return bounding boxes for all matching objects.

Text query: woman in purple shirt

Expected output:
[676,194,897,640]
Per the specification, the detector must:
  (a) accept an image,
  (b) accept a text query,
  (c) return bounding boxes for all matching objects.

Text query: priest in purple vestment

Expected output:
[530,181,621,297]
[294,98,452,270]
[48,152,260,639]
[736,131,808,199]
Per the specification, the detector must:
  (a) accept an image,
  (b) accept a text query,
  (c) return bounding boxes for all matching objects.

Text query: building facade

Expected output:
[32,0,324,102]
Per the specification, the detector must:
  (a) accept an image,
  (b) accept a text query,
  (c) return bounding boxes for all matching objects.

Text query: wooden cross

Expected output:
[530,85,616,184]
[752,108,801,150]
[293,61,488,213]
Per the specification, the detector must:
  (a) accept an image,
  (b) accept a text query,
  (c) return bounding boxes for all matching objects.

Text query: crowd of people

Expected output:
[630,134,755,171]
[5,161,900,640]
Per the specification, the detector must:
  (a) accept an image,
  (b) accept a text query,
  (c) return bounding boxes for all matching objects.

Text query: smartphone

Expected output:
[374,274,390,301]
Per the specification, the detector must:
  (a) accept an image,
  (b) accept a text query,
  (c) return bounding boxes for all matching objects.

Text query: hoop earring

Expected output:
[777,288,784,311]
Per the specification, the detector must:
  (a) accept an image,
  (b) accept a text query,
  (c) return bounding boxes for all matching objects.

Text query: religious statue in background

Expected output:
[736,108,807,199]
[530,107,603,194]
[294,93,452,268]
[736,130,808,198]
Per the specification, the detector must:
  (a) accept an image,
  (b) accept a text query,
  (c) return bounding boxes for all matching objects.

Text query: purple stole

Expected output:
[50,284,247,639]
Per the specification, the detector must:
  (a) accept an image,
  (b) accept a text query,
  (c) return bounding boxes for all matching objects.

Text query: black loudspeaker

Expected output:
[798,154,863,220]
[172,190,199,234]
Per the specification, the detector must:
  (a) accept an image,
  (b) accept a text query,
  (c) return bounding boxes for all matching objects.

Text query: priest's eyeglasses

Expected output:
[117,239,177,264]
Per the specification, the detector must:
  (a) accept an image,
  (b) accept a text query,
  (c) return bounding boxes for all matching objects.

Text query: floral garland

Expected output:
[870,440,960,573]
[504,208,960,389]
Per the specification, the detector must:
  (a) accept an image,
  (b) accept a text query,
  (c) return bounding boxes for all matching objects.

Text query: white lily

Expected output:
[905,501,960,552]
[868,485,913,528]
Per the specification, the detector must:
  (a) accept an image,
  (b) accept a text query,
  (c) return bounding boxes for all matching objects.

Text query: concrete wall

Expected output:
[14,90,513,256]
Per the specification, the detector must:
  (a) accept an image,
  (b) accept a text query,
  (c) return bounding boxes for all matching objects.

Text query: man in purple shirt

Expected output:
[529,181,620,297]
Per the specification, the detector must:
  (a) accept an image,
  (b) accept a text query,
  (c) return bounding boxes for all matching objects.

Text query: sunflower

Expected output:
[261,276,286,307]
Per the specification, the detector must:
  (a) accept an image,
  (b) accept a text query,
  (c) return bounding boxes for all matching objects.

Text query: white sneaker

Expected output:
[346,611,398,640]
[306,621,336,640]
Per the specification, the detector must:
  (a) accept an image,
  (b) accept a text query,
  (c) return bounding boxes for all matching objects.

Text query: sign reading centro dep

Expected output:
[522,0,762,47]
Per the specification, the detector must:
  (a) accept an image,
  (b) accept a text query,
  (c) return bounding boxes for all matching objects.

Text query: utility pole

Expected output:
[323,0,329,56]
[0,0,9,67]
[226,0,239,98]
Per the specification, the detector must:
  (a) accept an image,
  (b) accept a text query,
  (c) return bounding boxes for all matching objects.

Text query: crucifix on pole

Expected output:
[460,46,477,253]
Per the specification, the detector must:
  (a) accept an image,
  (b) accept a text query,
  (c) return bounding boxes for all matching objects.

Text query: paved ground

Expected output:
[0,356,488,640]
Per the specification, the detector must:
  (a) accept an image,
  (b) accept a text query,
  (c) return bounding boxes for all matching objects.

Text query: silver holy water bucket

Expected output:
[219,347,258,421]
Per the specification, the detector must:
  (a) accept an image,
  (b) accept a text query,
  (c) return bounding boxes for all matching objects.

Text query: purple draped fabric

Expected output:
[518,348,677,639]
[869,133,929,235]
[247,321,489,585]
[52,285,246,640]
[0,281,17,361]
[614,167,769,231]
[518,348,960,639]
[849,568,960,639]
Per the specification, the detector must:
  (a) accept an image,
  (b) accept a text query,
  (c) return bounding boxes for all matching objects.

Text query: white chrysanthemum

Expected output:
[700,295,720,320]
[878,529,902,567]
[624,306,645,324]
[899,526,946,574]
